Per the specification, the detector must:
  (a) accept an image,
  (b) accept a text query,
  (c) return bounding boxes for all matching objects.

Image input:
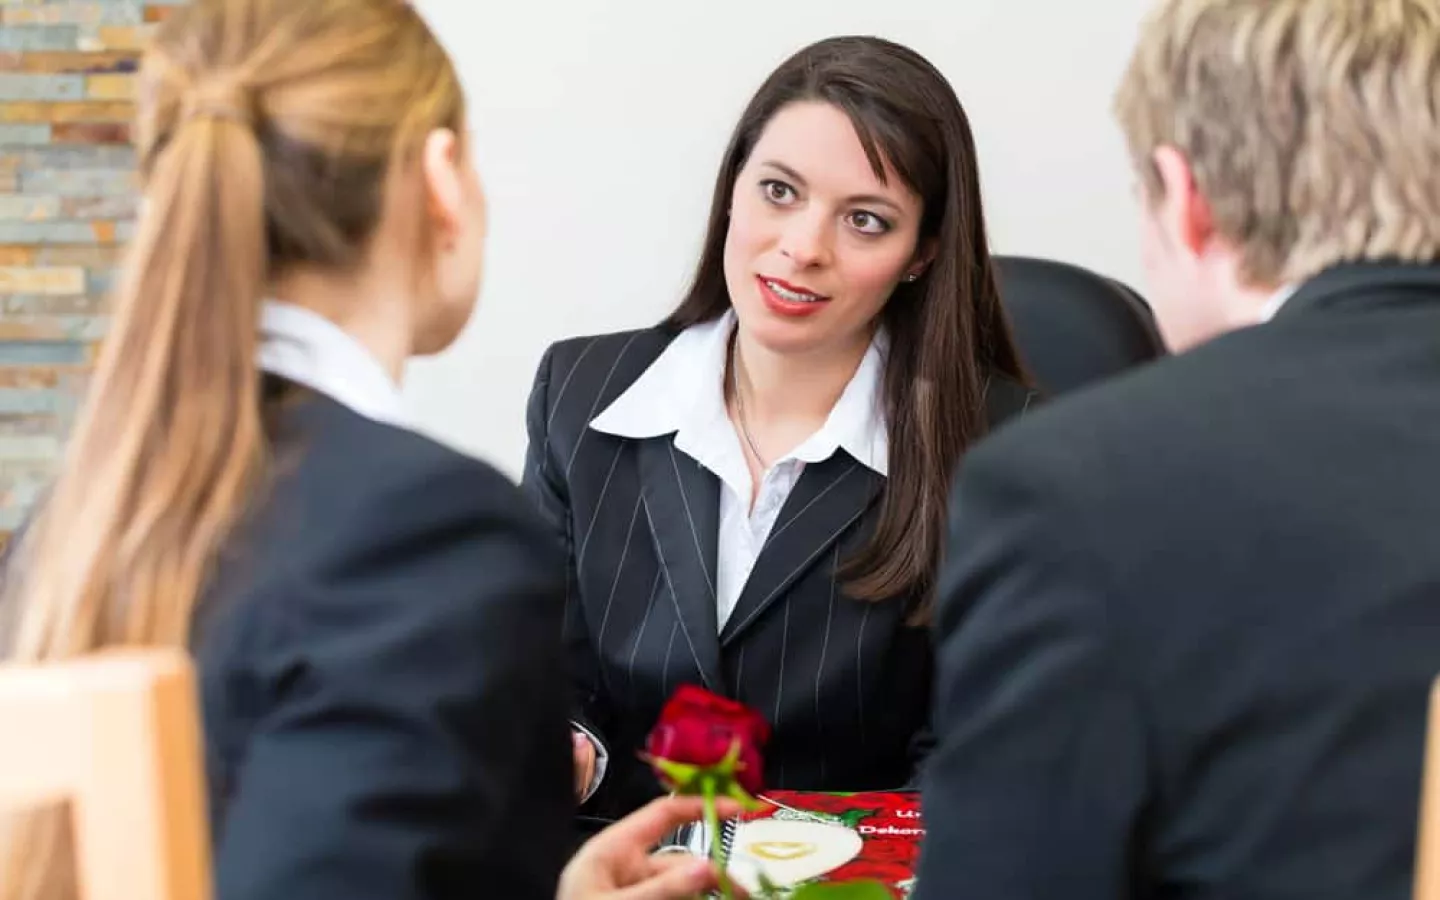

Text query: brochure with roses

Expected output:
[670,790,923,898]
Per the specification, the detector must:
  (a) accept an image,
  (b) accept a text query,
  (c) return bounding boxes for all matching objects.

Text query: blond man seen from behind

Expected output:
[917,3,1440,899]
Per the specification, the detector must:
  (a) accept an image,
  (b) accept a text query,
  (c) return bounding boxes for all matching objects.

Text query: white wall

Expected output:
[406,0,1155,477]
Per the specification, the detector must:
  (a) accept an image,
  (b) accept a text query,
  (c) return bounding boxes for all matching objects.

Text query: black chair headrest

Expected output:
[994,255,1166,397]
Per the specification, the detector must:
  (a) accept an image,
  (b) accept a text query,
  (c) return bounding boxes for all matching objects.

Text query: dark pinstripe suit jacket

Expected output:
[522,324,1035,820]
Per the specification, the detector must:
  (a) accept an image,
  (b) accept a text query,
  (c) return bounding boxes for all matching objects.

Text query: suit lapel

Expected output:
[720,453,883,646]
[636,435,725,690]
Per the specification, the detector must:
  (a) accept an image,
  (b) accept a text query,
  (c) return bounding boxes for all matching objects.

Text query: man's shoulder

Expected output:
[967,326,1278,496]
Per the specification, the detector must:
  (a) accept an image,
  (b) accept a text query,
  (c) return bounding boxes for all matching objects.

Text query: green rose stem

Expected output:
[646,740,757,899]
[701,774,736,900]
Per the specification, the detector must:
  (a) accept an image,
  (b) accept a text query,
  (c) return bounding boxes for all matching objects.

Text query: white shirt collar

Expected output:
[588,310,889,476]
[1258,282,1299,322]
[257,300,405,426]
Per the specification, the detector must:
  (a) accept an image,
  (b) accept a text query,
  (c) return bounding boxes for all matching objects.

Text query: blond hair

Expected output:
[1114,0,1440,285]
[0,0,463,896]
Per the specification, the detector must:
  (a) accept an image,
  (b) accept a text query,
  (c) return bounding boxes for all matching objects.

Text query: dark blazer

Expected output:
[916,262,1440,900]
[522,325,1034,821]
[195,385,573,900]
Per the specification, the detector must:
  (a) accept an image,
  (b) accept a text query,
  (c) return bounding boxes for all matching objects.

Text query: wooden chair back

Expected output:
[0,649,211,900]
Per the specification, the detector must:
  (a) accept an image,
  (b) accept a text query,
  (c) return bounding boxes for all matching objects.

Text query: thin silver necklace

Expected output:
[729,334,767,467]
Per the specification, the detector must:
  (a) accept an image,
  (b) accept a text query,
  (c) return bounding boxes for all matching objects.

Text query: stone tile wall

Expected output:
[0,0,185,543]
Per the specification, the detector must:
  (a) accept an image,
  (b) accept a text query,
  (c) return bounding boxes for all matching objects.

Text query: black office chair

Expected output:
[994,255,1166,397]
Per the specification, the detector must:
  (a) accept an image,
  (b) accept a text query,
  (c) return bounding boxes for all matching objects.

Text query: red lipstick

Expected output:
[756,275,829,318]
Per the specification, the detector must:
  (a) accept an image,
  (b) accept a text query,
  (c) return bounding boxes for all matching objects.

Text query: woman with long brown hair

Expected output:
[523,35,1036,823]
[0,1,586,897]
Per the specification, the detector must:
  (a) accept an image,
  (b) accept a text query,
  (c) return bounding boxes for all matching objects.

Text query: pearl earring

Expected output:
[905,273,919,282]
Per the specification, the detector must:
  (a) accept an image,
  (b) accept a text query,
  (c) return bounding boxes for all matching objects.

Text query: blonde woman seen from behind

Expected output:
[0,1,579,897]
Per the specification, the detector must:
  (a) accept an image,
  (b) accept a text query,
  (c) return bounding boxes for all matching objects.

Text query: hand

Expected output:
[557,795,747,900]
[573,730,598,800]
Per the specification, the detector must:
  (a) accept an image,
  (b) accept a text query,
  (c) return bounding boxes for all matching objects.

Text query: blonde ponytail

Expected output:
[8,83,268,662]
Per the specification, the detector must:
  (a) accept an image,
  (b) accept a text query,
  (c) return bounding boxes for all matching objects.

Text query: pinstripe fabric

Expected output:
[522,325,1035,820]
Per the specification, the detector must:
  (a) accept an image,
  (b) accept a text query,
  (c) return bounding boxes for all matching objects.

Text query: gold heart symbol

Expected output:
[747,840,817,861]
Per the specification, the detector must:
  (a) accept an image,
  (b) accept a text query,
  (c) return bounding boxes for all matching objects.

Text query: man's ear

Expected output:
[1151,144,1216,258]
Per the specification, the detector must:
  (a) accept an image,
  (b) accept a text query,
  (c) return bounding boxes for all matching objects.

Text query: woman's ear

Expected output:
[420,127,464,244]
[905,237,937,281]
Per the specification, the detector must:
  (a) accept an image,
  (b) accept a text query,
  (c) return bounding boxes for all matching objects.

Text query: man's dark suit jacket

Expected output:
[522,324,1034,821]
[915,262,1440,900]
[195,386,573,900]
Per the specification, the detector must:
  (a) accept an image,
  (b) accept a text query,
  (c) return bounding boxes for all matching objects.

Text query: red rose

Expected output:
[645,685,771,795]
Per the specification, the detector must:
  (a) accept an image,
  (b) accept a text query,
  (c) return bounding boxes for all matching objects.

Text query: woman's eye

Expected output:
[761,180,796,204]
[848,210,891,235]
